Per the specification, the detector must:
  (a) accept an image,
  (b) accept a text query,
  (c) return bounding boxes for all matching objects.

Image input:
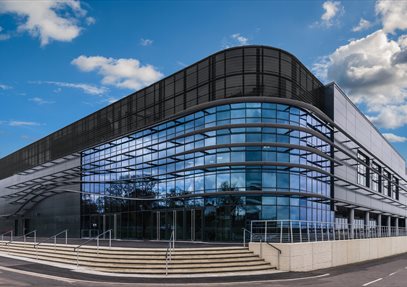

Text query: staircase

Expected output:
[0,241,276,276]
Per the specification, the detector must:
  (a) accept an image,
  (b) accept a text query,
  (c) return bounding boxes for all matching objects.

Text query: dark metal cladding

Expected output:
[0,46,324,180]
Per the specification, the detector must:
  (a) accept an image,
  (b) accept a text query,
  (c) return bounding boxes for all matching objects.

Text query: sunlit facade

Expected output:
[81,101,333,241]
[0,45,406,242]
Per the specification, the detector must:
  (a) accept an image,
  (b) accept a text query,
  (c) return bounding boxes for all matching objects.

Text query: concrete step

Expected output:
[0,248,263,264]
[0,242,276,275]
[0,245,253,260]
[93,265,275,274]
[1,251,270,269]
[1,242,250,255]
[0,247,265,263]
[0,245,256,260]
[0,250,273,274]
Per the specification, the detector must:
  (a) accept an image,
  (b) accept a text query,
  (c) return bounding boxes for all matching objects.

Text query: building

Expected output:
[0,45,406,242]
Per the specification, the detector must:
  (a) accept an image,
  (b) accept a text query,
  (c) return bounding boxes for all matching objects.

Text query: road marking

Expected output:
[0,266,76,283]
[389,271,397,276]
[0,265,330,286]
[362,278,383,286]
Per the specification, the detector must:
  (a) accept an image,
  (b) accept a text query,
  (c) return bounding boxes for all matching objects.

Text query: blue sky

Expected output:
[1,0,407,160]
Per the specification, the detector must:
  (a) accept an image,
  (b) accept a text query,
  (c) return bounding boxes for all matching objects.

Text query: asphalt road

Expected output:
[1,252,407,286]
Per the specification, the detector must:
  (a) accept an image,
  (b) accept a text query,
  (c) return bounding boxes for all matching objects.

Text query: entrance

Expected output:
[156,209,203,241]
[23,218,30,235]
[104,213,121,239]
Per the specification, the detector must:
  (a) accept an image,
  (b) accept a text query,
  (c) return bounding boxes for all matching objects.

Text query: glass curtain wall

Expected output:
[81,101,334,241]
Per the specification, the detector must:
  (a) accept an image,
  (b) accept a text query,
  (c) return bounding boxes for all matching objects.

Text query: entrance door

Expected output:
[23,218,30,235]
[160,209,203,241]
[159,210,175,240]
[14,219,19,237]
[104,213,120,239]
[194,209,203,241]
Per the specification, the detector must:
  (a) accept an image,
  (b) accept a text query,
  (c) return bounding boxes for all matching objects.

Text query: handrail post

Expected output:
[243,229,246,247]
[65,229,68,245]
[264,221,267,242]
[290,221,293,243]
[279,221,283,243]
[109,229,112,248]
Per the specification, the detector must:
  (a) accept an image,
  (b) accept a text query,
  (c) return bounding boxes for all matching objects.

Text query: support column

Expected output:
[365,211,370,238]
[377,214,382,237]
[395,217,399,236]
[349,208,355,239]
[387,216,391,237]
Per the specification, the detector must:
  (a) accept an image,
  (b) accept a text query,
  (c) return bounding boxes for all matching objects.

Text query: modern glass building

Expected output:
[0,46,406,242]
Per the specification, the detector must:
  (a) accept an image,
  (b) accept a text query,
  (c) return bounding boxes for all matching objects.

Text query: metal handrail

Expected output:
[242,228,251,247]
[242,227,281,269]
[34,229,68,249]
[1,230,13,242]
[34,229,68,260]
[250,219,407,243]
[165,229,175,276]
[74,229,112,267]
[266,242,282,270]
[242,228,263,247]
[5,230,37,246]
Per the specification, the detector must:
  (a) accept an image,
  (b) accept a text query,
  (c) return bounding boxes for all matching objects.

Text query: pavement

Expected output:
[0,252,407,286]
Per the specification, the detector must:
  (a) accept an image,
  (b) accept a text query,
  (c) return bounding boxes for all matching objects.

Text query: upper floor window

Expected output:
[392,178,399,200]
[357,151,369,187]
[383,170,391,197]
[371,162,381,193]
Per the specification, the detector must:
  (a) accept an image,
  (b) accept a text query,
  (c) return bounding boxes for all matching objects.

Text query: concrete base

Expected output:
[249,236,407,272]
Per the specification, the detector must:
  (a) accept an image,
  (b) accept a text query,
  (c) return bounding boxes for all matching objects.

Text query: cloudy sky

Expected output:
[0,0,407,160]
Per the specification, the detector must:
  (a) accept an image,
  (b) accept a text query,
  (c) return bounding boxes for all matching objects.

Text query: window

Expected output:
[383,170,391,197]
[392,178,399,200]
[357,151,369,187]
[371,162,381,193]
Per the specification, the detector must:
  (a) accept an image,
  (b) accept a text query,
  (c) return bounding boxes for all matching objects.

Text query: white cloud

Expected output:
[0,120,41,127]
[376,0,407,34]
[0,0,93,46]
[0,83,11,90]
[313,1,344,28]
[368,105,407,129]
[313,29,407,128]
[105,97,119,104]
[29,97,55,105]
[176,61,187,67]
[0,34,10,41]
[140,38,153,46]
[9,121,40,127]
[0,25,10,40]
[352,18,372,32]
[32,81,108,95]
[71,55,163,90]
[85,16,96,25]
[231,33,249,45]
[382,133,407,143]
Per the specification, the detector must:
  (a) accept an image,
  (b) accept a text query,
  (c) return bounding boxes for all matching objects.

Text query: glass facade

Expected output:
[81,101,334,241]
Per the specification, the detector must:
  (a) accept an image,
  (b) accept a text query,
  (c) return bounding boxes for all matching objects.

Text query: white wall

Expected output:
[250,237,407,271]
